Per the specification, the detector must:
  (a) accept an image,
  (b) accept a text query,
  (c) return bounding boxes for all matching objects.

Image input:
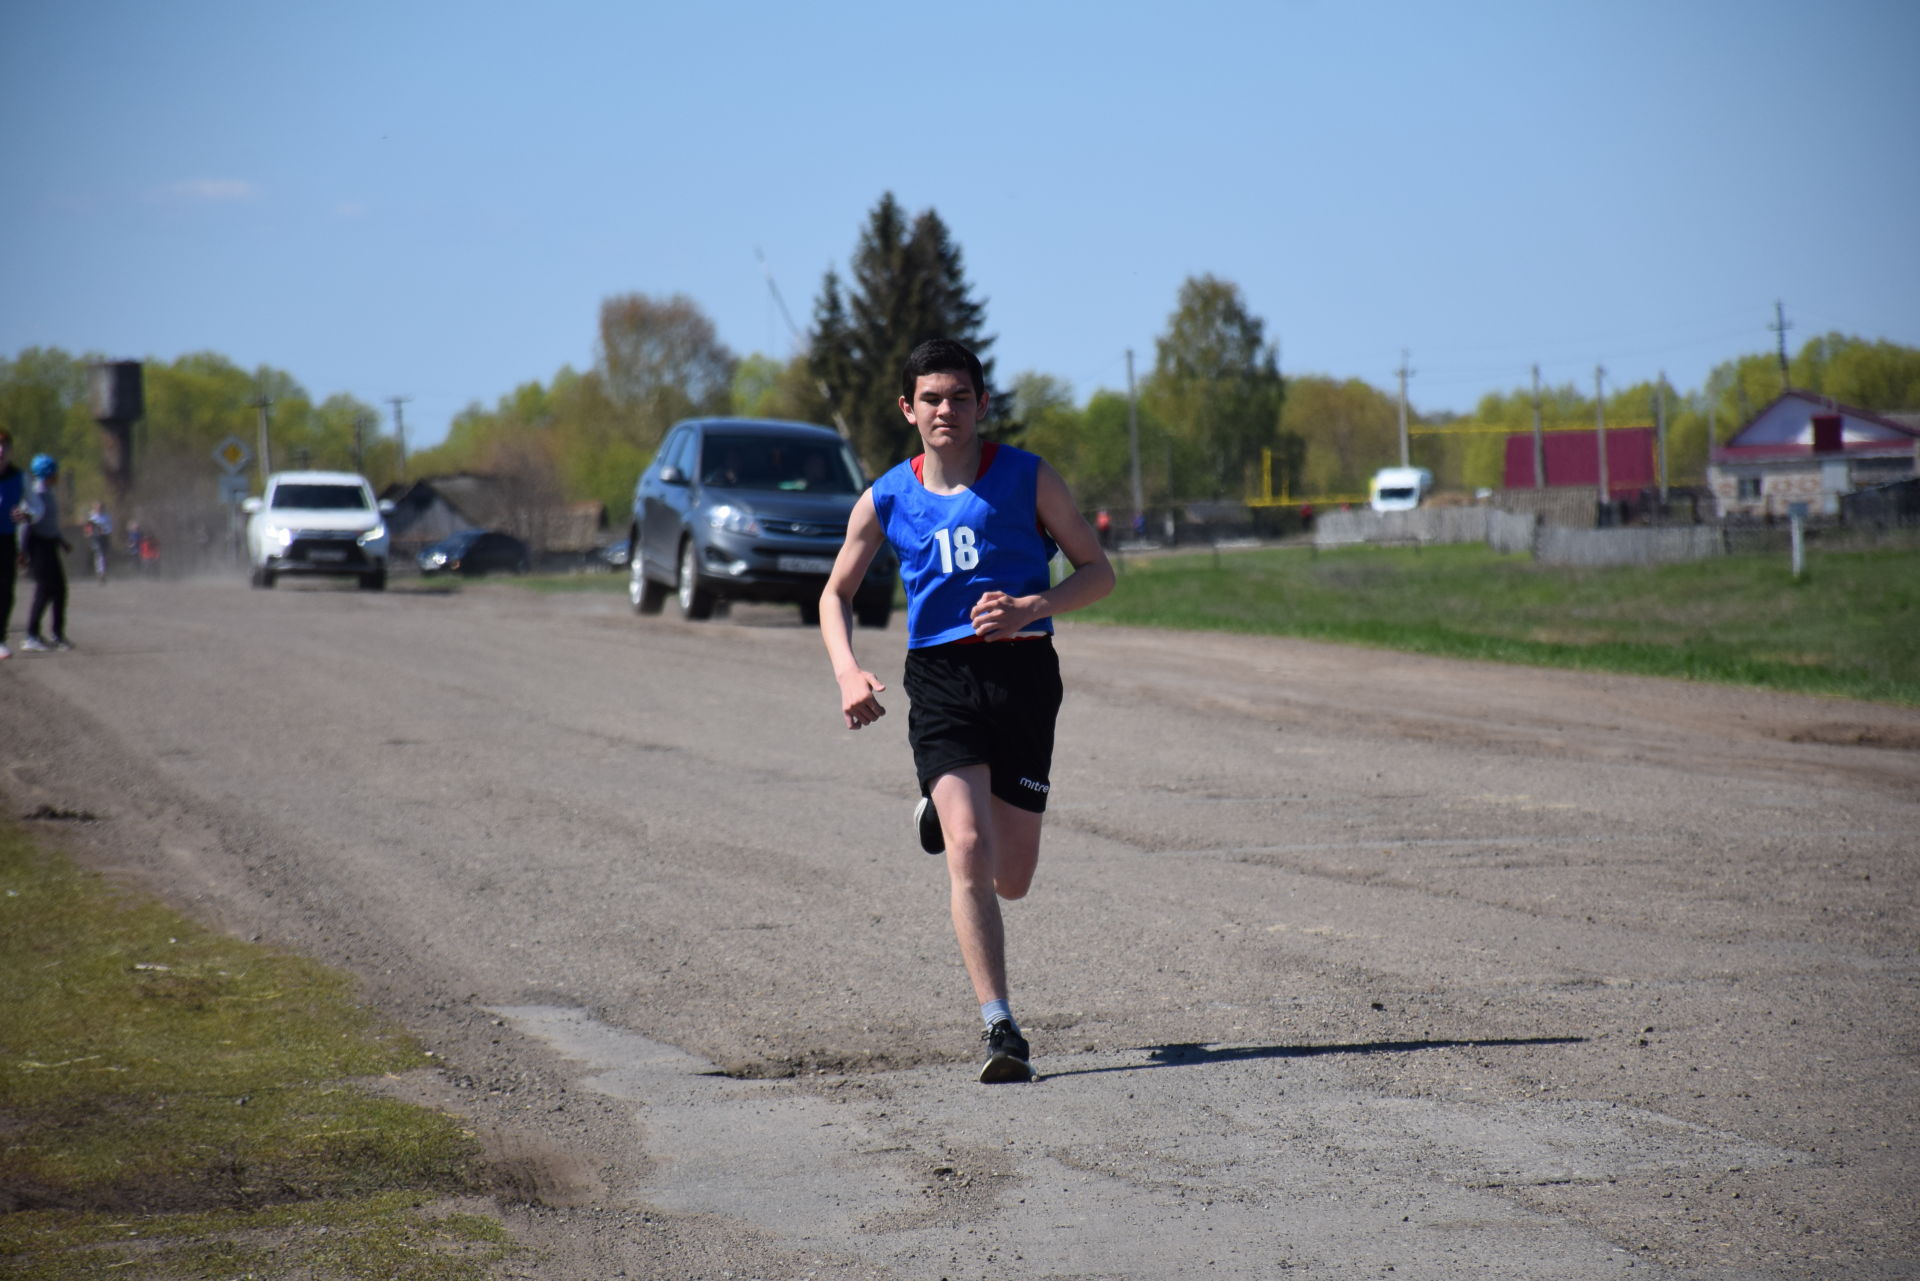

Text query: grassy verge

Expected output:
[512,570,628,594]
[494,543,1919,703]
[1087,543,1920,705]
[0,823,517,1280]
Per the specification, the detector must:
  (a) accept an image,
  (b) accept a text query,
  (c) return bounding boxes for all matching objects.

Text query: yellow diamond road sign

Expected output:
[214,436,251,473]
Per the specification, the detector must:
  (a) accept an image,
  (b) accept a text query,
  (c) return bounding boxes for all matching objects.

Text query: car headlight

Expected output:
[423,551,447,566]
[263,527,294,550]
[706,504,761,536]
[357,522,387,547]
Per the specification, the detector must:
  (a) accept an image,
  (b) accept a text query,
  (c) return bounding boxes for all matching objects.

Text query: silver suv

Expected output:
[628,419,895,626]
[243,470,391,590]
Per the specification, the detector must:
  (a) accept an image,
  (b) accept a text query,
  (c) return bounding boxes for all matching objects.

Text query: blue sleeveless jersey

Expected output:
[871,445,1056,649]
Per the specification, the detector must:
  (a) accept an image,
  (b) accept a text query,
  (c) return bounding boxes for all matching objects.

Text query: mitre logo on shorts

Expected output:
[1018,777,1050,794]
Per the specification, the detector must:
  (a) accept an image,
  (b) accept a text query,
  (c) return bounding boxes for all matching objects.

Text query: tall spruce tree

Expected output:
[809,193,998,468]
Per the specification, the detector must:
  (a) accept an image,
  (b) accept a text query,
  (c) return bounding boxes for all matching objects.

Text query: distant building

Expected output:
[1708,391,1919,519]
[1503,425,1657,498]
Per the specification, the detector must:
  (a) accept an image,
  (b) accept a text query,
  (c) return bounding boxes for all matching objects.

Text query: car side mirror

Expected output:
[241,497,263,514]
[659,466,688,486]
[378,498,395,514]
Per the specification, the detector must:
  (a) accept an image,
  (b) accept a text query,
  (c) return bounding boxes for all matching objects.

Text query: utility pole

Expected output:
[1593,366,1610,521]
[1126,348,1143,531]
[252,393,274,484]
[1395,350,1414,468]
[1769,300,1793,390]
[352,413,367,474]
[756,247,852,440]
[1530,363,1546,489]
[388,396,411,472]
[1655,372,1669,507]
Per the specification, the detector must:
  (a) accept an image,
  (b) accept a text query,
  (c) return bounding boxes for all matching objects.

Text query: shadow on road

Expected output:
[1043,1035,1588,1079]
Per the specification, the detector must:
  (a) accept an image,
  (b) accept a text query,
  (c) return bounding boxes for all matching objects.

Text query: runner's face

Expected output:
[901,371,986,451]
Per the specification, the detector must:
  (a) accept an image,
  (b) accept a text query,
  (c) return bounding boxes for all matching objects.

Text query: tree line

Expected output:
[6,192,1918,541]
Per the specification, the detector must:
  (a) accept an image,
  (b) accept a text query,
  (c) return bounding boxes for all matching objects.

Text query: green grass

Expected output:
[512,569,628,594]
[492,542,1920,703]
[0,826,517,1280]
[1087,543,1920,704]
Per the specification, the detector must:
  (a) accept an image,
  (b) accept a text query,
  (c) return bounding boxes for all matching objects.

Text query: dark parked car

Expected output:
[590,536,630,571]
[628,418,895,626]
[416,529,531,576]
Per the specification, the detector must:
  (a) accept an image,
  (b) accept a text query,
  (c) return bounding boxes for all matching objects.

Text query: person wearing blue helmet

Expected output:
[0,431,22,659]
[16,453,72,651]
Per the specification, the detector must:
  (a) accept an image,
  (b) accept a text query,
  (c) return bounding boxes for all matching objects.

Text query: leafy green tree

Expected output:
[1000,369,1070,462]
[730,354,787,419]
[809,193,998,470]
[597,293,736,432]
[1011,372,1085,486]
[0,347,85,452]
[1790,334,1920,411]
[1286,376,1397,499]
[1142,275,1287,499]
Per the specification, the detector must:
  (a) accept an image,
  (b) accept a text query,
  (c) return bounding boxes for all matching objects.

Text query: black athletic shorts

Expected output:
[904,637,1063,814]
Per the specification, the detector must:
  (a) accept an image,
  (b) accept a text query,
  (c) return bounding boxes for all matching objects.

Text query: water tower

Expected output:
[88,360,143,507]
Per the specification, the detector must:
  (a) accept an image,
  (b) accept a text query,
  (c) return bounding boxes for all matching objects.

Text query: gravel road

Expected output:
[5,574,1916,1279]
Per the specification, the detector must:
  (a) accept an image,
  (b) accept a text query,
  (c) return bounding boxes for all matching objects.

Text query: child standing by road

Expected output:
[819,339,1114,1083]
[16,454,73,651]
[84,502,114,583]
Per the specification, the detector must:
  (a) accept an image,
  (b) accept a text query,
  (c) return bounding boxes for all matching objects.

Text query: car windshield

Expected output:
[272,483,369,510]
[698,434,862,494]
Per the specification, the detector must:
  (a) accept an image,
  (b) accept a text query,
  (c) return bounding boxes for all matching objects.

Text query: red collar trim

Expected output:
[910,441,998,486]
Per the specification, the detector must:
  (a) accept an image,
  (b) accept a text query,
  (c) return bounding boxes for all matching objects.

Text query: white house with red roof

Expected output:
[1708,390,1919,518]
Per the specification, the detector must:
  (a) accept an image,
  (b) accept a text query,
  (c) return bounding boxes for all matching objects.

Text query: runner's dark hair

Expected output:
[902,338,985,401]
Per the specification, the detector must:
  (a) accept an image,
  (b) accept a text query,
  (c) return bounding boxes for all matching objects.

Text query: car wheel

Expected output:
[628,533,667,614]
[255,566,276,589]
[359,568,387,591]
[676,538,715,621]
[855,601,892,629]
[798,599,821,626]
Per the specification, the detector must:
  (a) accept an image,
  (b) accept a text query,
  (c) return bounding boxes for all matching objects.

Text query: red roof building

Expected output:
[1708,390,1918,518]
[1504,426,1657,498]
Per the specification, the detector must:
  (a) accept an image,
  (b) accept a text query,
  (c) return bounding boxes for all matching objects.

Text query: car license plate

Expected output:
[309,549,346,563]
[777,555,834,574]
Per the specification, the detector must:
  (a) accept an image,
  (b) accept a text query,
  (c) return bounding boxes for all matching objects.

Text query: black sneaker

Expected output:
[914,794,944,855]
[979,1019,1032,1084]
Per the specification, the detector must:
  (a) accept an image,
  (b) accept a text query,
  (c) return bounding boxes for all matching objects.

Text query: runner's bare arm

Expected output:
[820,489,889,729]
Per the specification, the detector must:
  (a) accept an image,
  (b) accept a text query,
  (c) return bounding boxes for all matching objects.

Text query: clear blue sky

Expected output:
[5,0,1916,450]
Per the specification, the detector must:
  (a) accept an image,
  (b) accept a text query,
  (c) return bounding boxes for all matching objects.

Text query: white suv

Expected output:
[243,470,391,590]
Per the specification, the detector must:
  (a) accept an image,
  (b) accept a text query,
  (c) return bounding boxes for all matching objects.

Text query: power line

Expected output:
[755,246,850,439]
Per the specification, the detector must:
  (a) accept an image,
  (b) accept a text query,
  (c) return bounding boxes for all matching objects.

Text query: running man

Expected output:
[820,338,1114,1083]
